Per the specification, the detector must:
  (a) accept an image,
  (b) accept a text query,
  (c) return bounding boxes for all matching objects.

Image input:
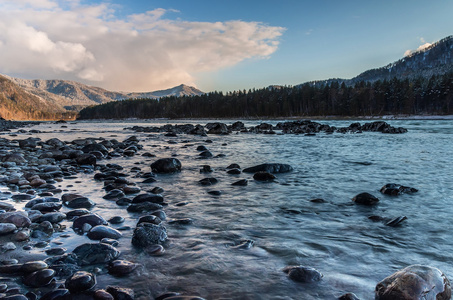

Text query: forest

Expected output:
[78,72,453,119]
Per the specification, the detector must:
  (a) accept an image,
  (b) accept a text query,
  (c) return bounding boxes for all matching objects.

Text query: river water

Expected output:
[1,119,452,300]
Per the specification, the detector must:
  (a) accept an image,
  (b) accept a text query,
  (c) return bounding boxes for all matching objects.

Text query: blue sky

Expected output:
[0,0,452,92]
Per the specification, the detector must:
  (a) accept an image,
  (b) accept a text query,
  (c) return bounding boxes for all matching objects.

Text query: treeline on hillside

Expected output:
[78,73,453,119]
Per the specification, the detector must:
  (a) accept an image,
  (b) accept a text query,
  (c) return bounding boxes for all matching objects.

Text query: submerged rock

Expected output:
[253,171,276,182]
[151,158,182,173]
[65,271,96,293]
[352,192,379,205]
[243,163,293,174]
[132,223,167,247]
[380,183,418,196]
[72,243,120,266]
[375,265,451,300]
[283,265,323,283]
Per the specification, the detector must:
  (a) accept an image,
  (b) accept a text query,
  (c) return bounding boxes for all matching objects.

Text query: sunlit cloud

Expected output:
[0,0,285,91]
[404,38,432,57]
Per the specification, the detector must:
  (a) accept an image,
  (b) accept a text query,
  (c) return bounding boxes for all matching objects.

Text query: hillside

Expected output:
[0,75,75,120]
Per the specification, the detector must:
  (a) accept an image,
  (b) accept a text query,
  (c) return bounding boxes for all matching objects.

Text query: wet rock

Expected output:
[137,215,161,226]
[168,218,193,225]
[142,177,157,183]
[87,225,122,240]
[0,201,15,212]
[227,168,241,175]
[161,297,206,300]
[132,193,164,204]
[23,269,55,287]
[352,192,379,205]
[2,242,16,251]
[103,189,126,200]
[145,244,165,255]
[310,198,326,203]
[151,187,164,194]
[66,209,90,220]
[11,194,34,201]
[40,289,70,300]
[132,223,167,247]
[63,196,95,209]
[13,229,30,241]
[2,153,26,163]
[82,144,109,156]
[283,265,323,283]
[198,150,213,158]
[151,158,182,173]
[65,271,96,293]
[76,153,97,166]
[45,248,66,256]
[123,186,140,194]
[152,210,167,220]
[199,177,218,186]
[72,243,120,266]
[199,165,213,173]
[108,216,125,224]
[253,171,276,182]
[0,223,17,235]
[30,202,62,213]
[0,211,31,227]
[32,221,54,238]
[206,122,229,134]
[380,183,418,196]
[207,190,221,196]
[105,286,134,300]
[108,260,138,276]
[232,179,248,186]
[73,213,107,233]
[127,202,163,213]
[243,163,293,174]
[155,292,181,300]
[20,261,48,273]
[385,216,408,227]
[375,265,451,300]
[338,292,360,300]
[1,294,29,300]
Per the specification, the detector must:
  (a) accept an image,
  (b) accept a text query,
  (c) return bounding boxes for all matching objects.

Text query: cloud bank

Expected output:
[0,0,285,91]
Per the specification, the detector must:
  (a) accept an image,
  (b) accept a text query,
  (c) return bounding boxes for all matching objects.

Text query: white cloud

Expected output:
[0,0,285,91]
[404,38,432,57]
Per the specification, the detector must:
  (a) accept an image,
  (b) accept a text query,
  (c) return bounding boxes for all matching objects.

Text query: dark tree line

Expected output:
[78,73,453,119]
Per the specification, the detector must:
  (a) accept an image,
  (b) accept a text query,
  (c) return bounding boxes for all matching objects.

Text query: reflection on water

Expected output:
[1,119,453,299]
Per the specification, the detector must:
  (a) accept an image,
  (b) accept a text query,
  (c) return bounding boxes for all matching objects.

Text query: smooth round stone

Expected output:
[231,179,248,186]
[34,241,49,248]
[150,187,164,194]
[137,215,161,226]
[142,178,156,183]
[150,158,182,173]
[132,223,167,247]
[65,209,90,220]
[145,244,165,256]
[45,248,66,256]
[108,216,125,224]
[0,212,31,227]
[116,198,131,206]
[207,190,221,196]
[227,163,241,169]
[108,260,138,276]
[65,271,96,293]
[352,192,379,205]
[151,210,166,220]
[0,264,22,273]
[105,286,134,300]
[20,261,48,273]
[87,225,122,240]
[73,213,107,233]
[64,197,95,209]
[94,289,114,300]
[13,229,30,242]
[11,194,34,201]
[132,193,164,204]
[23,268,55,287]
[227,168,241,174]
[39,212,66,223]
[2,242,16,251]
[127,202,163,213]
[199,178,218,186]
[123,186,140,194]
[39,289,70,300]
[0,223,17,235]
[338,292,360,300]
[168,218,193,225]
[100,238,119,246]
[375,265,451,300]
[253,171,276,181]
[283,266,323,283]
[103,190,125,200]
[0,201,15,212]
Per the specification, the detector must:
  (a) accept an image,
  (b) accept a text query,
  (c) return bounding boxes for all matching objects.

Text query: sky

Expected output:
[0,0,452,93]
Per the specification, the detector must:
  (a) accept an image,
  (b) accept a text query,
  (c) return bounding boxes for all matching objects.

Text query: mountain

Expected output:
[0,75,74,120]
[3,75,204,113]
[303,35,453,88]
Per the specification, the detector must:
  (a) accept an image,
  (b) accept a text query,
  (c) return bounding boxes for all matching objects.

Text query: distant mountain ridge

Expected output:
[3,75,204,112]
[302,35,453,88]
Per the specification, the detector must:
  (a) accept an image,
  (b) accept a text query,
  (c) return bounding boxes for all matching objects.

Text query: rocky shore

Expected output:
[0,119,449,300]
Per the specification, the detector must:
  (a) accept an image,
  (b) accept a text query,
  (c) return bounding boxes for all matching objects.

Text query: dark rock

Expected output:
[76,154,97,166]
[23,269,55,287]
[310,198,326,203]
[108,260,137,276]
[352,192,379,205]
[105,286,134,300]
[253,171,276,182]
[198,150,213,158]
[199,177,218,186]
[0,211,31,227]
[12,194,34,201]
[82,144,109,155]
[103,189,126,200]
[283,265,323,283]
[87,225,122,240]
[39,212,66,223]
[338,292,360,300]
[207,190,221,196]
[142,177,157,183]
[380,183,418,196]
[66,209,90,219]
[132,223,167,247]
[232,179,248,186]
[243,163,293,173]
[132,193,164,204]
[206,122,229,134]
[137,215,161,226]
[73,213,107,233]
[155,292,181,300]
[168,218,193,225]
[63,196,95,209]
[45,248,66,255]
[199,165,213,173]
[151,158,182,173]
[227,168,241,174]
[0,223,17,235]
[150,187,164,194]
[145,244,165,255]
[20,261,48,273]
[108,216,125,224]
[152,210,166,220]
[1,295,29,300]
[0,201,15,212]
[375,265,451,300]
[196,145,208,151]
[40,289,70,300]
[65,271,96,293]
[30,202,62,212]
[73,243,120,266]
[94,289,114,300]
[127,202,163,213]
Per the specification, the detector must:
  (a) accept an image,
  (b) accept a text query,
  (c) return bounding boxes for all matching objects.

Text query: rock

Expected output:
[199,150,213,158]
[73,213,107,233]
[105,286,134,300]
[127,202,163,213]
[72,243,120,266]
[132,193,164,204]
[65,271,96,293]
[94,289,114,300]
[161,297,206,300]
[103,189,126,200]
[108,260,138,276]
[253,171,276,182]
[82,144,109,155]
[2,242,16,251]
[2,153,26,163]
[283,265,323,283]
[243,163,293,173]
[168,218,193,225]
[30,202,62,212]
[45,248,66,255]
[76,153,97,165]
[23,269,55,287]
[132,223,167,247]
[352,192,379,205]
[87,225,122,240]
[338,292,360,300]
[199,177,218,186]
[0,201,15,212]
[63,196,95,209]
[207,190,221,196]
[232,179,248,186]
[151,158,182,173]
[137,215,161,226]
[145,244,165,255]
[199,165,213,173]
[0,223,17,235]
[380,183,418,196]
[206,122,229,134]
[375,265,451,300]
[40,289,70,300]
[108,216,125,224]
[227,168,241,174]
[66,209,90,220]
[385,216,408,227]
[0,211,31,227]
[152,210,167,220]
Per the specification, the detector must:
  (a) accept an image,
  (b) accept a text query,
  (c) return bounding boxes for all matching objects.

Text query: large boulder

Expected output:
[375,265,451,300]
[151,158,181,173]
[243,163,293,174]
